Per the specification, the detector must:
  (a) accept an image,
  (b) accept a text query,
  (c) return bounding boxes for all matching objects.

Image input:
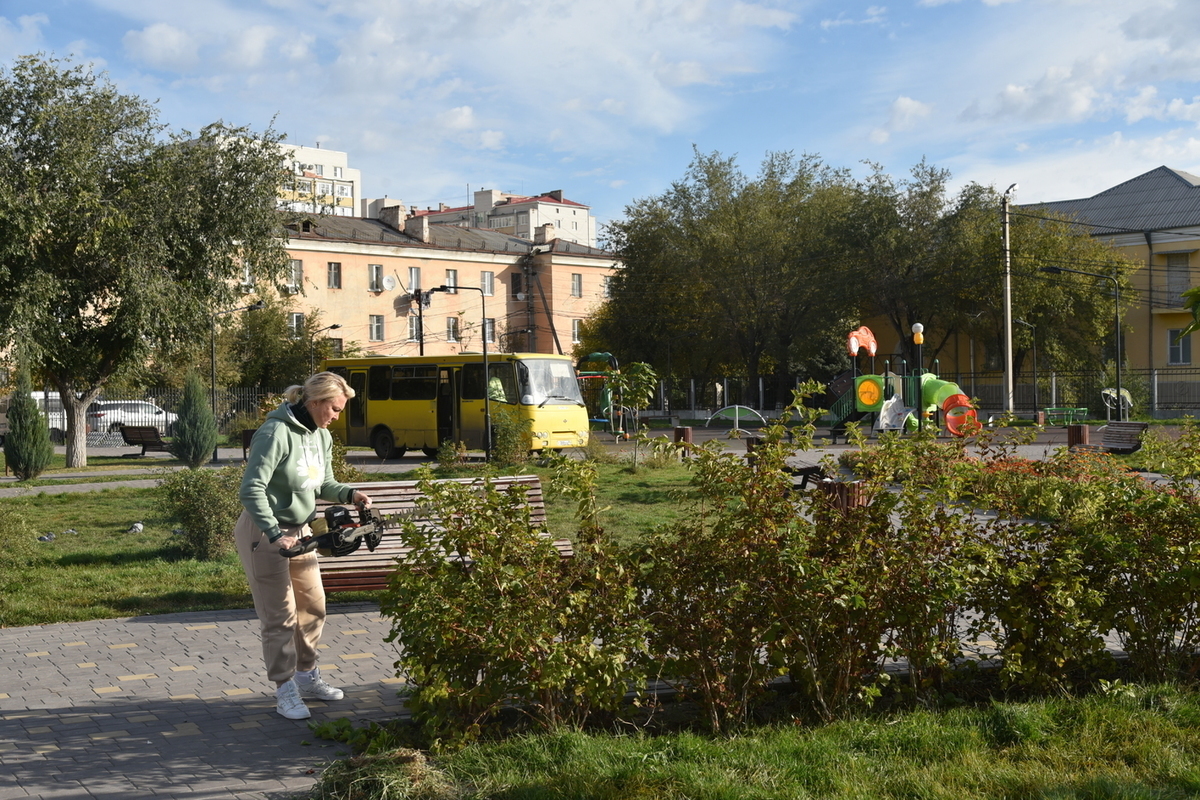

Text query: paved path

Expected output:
[0,603,402,800]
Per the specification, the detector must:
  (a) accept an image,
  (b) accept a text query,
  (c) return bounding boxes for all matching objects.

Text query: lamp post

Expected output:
[428,284,491,459]
[1015,318,1038,412]
[912,322,924,431]
[309,323,342,374]
[211,300,265,462]
[1040,265,1122,420]
[663,331,699,414]
[1002,183,1019,415]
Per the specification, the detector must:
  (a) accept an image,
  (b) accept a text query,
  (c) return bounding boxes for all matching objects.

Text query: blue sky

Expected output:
[3,0,1199,235]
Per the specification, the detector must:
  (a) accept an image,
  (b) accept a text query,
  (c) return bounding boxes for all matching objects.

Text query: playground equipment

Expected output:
[705,405,767,433]
[829,325,977,438]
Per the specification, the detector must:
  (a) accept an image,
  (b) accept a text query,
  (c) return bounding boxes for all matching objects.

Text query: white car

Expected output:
[86,401,178,435]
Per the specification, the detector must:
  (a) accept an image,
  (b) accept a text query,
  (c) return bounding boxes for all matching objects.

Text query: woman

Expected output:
[236,371,372,720]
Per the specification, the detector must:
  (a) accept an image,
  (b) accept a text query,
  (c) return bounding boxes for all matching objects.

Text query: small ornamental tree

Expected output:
[168,371,217,469]
[3,368,54,480]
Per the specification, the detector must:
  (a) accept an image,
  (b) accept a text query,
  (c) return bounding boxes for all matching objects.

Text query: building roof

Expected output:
[1036,166,1200,234]
[412,191,590,217]
[282,214,610,256]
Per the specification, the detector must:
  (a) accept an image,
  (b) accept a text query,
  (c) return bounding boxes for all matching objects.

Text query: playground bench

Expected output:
[120,425,169,457]
[1069,421,1148,455]
[312,474,573,593]
[1044,407,1089,425]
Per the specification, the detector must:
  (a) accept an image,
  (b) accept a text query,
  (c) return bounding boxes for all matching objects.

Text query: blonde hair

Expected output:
[283,371,355,406]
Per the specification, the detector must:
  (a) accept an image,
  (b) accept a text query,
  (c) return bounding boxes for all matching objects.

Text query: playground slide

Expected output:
[918,374,976,436]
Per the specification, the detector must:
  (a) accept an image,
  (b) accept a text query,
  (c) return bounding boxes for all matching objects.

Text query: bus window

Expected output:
[368,366,391,401]
[517,358,585,406]
[348,372,366,428]
[460,363,517,403]
[392,366,438,401]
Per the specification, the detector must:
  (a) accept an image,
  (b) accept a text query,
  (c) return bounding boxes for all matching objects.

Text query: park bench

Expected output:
[1069,421,1148,455]
[312,474,572,593]
[1044,407,1089,425]
[120,425,169,457]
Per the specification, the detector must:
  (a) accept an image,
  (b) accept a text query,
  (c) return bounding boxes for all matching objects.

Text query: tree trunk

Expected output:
[52,379,105,468]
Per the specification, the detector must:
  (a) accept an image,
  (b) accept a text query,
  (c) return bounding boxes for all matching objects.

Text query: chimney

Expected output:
[405,214,432,243]
[379,204,404,230]
[534,223,555,245]
[548,189,563,202]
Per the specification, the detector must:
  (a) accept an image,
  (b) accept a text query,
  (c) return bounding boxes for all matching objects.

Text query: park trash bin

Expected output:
[1066,424,1090,448]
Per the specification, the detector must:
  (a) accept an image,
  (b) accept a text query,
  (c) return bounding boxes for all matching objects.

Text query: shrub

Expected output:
[167,371,218,468]
[158,464,245,560]
[330,432,366,483]
[3,368,54,480]
[489,404,532,467]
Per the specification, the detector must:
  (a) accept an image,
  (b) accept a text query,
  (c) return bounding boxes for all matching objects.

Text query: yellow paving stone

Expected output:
[64,641,86,647]
[163,723,201,737]
[169,694,199,700]
[26,727,51,734]
[317,643,329,649]
[342,629,369,635]
[230,721,261,730]
[88,730,128,740]
[126,714,158,723]
[223,688,254,696]
[0,693,8,699]
[119,673,158,681]
[24,651,49,657]
[170,665,197,672]
[340,653,375,660]
[185,624,217,630]
[108,643,137,649]
[94,687,121,695]
[381,678,407,684]
[321,664,340,671]
[76,662,97,668]
[0,742,15,751]
[32,745,59,753]
[241,714,271,722]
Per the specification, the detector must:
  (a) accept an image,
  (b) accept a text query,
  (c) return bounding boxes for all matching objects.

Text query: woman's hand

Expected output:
[276,535,299,551]
[351,490,372,508]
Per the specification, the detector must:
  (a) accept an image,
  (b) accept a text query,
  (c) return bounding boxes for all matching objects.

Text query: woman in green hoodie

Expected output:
[236,371,373,720]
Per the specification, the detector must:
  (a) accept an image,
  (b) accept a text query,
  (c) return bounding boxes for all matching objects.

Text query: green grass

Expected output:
[315,686,1200,799]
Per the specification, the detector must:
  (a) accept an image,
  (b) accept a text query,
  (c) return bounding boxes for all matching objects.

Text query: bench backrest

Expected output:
[121,425,163,445]
[1100,421,1148,452]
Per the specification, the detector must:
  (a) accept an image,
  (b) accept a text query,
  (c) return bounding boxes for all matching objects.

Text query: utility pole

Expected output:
[1002,183,1018,415]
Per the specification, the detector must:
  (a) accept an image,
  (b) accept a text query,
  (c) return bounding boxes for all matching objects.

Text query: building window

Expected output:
[327,262,341,289]
[481,271,494,296]
[285,259,303,293]
[336,184,351,198]
[289,313,305,338]
[1167,253,1191,304]
[571,273,582,297]
[512,273,523,297]
[408,266,421,293]
[313,164,324,176]
[333,166,343,178]
[601,276,612,298]
[1169,329,1192,365]
[369,315,384,342]
[317,181,333,196]
[447,317,460,343]
[445,269,458,293]
[572,319,582,344]
[484,318,495,344]
[328,338,344,357]
[408,316,422,342]
[369,264,384,293]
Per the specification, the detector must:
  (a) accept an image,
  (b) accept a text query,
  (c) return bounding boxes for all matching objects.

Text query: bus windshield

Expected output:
[517,359,585,406]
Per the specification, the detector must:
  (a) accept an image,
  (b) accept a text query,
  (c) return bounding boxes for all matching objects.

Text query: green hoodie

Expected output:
[239,402,356,542]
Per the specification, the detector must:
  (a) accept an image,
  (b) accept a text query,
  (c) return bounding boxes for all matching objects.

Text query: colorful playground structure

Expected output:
[829,326,978,437]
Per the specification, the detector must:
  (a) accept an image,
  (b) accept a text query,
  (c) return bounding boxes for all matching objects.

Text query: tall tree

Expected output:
[0,56,292,465]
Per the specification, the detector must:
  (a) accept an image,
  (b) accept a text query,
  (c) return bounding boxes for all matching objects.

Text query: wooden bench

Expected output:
[312,474,573,593]
[1070,421,1148,455]
[120,425,169,457]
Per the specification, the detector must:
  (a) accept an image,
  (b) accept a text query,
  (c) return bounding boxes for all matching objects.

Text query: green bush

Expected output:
[489,404,532,467]
[167,371,218,469]
[158,464,245,560]
[3,369,53,480]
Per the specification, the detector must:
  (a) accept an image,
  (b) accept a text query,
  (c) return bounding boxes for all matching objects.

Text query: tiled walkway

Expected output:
[0,603,403,799]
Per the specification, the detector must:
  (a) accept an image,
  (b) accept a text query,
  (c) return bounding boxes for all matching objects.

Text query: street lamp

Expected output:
[211,300,265,462]
[1040,265,1122,420]
[912,323,924,431]
[1002,183,1019,415]
[427,284,492,459]
[309,323,342,374]
[1015,319,1038,412]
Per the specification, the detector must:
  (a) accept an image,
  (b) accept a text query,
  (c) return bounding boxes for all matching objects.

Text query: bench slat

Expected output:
[120,425,168,457]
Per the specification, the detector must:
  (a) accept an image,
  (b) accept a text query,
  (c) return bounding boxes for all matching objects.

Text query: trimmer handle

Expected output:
[279,536,321,558]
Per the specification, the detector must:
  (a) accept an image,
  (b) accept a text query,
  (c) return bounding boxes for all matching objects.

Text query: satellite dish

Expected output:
[382,275,397,291]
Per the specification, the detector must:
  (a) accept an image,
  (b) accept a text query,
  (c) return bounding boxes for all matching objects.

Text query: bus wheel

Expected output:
[422,447,439,459]
[372,429,404,459]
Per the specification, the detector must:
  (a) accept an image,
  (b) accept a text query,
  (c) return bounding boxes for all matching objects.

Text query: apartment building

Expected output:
[408,188,598,247]
[278,143,361,218]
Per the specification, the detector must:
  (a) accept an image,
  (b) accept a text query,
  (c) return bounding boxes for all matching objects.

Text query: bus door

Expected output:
[345,370,369,447]
[458,364,488,450]
[436,367,456,448]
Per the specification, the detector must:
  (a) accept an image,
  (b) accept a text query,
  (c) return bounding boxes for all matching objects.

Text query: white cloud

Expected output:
[730,2,798,29]
[0,13,48,59]
[123,23,200,72]
[820,5,885,29]
[223,25,276,69]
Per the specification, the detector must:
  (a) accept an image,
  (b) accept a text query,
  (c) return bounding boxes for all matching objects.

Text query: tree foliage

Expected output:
[167,370,218,469]
[3,367,54,480]
[0,55,293,466]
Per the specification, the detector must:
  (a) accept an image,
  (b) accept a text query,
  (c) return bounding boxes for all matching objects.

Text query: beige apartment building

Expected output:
[408,188,598,248]
[276,212,617,359]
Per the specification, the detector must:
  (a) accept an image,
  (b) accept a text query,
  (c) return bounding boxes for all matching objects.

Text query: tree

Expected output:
[223,284,344,387]
[3,367,54,480]
[0,55,293,466]
[168,371,218,469]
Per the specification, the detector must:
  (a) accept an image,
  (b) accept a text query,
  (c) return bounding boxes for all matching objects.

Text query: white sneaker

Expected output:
[295,667,344,701]
[276,679,311,720]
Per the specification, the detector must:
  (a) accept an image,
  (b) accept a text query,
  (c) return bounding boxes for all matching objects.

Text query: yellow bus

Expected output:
[323,353,590,458]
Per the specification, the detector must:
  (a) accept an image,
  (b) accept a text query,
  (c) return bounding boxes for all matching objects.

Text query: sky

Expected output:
[3,0,1200,236]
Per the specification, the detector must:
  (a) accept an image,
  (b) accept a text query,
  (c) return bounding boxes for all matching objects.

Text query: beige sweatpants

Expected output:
[234,510,326,684]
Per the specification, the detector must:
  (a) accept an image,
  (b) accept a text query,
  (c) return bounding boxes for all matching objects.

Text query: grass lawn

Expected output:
[0,459,697,627]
